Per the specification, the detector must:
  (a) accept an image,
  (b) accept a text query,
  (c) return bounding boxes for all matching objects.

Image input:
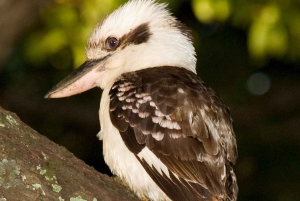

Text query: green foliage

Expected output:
[24,0,300,68]
[248,4,287,59]
[193,0,231,23]
[24,0,127,68]
[193,0,300,62]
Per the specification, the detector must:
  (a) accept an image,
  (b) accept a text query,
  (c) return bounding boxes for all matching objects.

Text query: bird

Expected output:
[45,0,238,200]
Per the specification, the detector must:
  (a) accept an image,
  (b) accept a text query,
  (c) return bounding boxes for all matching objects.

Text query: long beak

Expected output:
[45,56,109,98]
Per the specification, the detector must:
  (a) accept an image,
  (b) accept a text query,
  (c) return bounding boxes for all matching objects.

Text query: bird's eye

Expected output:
[106,37,119,50]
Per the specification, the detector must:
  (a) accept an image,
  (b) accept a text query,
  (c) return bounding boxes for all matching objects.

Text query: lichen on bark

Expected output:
[0,106,139,201]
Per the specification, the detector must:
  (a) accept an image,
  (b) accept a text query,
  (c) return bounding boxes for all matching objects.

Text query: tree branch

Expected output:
[0,106,139,201]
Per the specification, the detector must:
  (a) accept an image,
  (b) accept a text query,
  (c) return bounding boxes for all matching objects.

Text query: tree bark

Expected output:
[0,106,139,201]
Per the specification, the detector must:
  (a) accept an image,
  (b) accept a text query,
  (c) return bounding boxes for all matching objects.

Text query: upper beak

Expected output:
[45,56,109,98]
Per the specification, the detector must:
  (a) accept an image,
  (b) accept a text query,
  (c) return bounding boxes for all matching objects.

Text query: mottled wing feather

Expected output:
[109,66,238,201]
[137,156,212,201]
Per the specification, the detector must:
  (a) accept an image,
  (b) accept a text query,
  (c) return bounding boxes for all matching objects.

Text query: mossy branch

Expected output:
[0,106,139,201]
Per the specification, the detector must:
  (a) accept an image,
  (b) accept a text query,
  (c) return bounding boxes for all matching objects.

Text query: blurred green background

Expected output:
[1,0,300,200]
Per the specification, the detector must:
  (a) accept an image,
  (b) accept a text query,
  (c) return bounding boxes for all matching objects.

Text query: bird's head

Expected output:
[45,0,196,98]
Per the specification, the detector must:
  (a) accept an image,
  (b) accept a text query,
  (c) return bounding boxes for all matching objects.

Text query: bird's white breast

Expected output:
[99,86,171,201]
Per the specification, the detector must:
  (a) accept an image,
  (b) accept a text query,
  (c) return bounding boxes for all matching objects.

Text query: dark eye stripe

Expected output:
[119,23,151,49]
[104,23,151,52]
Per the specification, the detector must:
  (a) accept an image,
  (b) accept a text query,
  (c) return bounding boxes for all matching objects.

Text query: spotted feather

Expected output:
[109,66,238,201]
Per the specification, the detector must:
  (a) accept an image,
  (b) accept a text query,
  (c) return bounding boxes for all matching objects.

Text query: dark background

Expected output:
[1,0,300,200]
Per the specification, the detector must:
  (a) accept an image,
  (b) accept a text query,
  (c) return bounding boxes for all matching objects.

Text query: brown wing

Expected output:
[109,66,238,201]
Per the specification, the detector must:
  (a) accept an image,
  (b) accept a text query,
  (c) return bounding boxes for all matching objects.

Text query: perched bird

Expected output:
[45,0,238,200]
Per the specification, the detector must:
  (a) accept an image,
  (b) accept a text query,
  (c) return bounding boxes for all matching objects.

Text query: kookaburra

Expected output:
[45,0,238,200]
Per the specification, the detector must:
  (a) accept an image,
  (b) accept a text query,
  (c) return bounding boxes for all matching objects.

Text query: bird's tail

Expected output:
[225,162,238,201]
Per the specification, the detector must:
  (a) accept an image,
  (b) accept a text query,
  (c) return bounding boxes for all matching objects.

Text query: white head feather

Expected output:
[45,0,197,98]
[86,0,197,89]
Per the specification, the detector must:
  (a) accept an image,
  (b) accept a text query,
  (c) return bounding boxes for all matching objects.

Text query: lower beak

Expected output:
[45,56,108,98]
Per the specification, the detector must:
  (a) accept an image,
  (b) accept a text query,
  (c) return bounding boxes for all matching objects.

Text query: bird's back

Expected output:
[109,66,238,201]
